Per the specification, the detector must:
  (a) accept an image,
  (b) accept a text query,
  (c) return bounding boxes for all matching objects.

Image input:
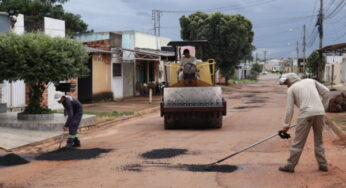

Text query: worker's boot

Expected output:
[319,165,328,172]
[72,137,81,147]
[278,165,294,173]
[65,138,74,148]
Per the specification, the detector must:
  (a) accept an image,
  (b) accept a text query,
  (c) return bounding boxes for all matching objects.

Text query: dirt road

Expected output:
[1,74,346,188]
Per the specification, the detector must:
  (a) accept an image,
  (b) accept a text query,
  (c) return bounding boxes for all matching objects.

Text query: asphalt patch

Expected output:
[0,153,29,166]
[233,106,261,109]
[141,148,188,159]
[35,148,112,161]
[179,164,238,173]
[120,163,238,173]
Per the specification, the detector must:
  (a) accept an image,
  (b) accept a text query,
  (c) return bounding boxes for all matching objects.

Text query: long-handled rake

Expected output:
[205,125,296,170]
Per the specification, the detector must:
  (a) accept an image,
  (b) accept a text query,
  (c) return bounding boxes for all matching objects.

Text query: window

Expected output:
[113,63,122,77]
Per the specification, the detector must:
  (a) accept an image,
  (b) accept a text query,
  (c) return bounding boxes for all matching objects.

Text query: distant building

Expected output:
[264,59,286,72]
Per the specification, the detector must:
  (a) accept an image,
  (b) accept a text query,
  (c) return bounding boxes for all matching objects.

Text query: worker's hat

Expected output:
[55,92,64,103]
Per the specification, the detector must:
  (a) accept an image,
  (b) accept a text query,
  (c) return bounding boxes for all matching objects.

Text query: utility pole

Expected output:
[152,10,162,49]
[318,0,324,49]
[263,50,267,72]
[296,41,299,60]
[316,0,324,80]
[152,10,157,36]
[303,24,306,74]
[296,41,299,73]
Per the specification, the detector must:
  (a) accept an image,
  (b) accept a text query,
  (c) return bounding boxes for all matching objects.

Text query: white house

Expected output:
[0,13,66,111]
[324,55,343,84]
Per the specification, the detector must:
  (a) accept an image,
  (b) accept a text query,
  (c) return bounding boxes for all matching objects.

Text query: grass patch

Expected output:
[330,118,346,123]
[342,127,346,131]
[52,110,134,117]
[228,79,258,84]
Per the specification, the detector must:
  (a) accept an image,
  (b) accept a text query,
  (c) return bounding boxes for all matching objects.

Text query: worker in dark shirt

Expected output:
[58,95,83,148]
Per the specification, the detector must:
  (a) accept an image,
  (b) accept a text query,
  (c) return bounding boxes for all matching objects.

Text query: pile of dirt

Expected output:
[328,92,346,113]
[36,148,112,161]
[141,148,188,159]
[0,153,29,166]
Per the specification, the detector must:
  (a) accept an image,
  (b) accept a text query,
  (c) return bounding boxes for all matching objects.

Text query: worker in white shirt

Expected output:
[178,49,197,81]
[279,73,330,173]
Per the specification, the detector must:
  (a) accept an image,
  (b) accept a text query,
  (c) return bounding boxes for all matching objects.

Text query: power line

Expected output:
[159,0,278,14]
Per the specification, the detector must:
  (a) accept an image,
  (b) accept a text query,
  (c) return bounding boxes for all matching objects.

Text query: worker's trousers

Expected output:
[67,110,83,144]
[286,115,327,169]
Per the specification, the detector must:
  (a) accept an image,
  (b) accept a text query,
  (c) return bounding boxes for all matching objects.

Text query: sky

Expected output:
[64,0,346,59]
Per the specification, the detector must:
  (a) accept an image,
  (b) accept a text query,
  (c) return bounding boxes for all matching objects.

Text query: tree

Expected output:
[0,0,91,36]
[0,33,89,114]
[249,63,262,80]
[307,50,326,80]
[180,12,254,85]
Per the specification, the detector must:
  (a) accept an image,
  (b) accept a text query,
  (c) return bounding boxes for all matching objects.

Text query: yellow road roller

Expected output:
[160,41,226,129]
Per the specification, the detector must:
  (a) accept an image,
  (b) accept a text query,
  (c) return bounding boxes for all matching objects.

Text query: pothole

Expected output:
[141,148,188,159]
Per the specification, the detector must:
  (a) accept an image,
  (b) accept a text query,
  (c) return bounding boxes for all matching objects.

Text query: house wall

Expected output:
[1,81,26,107]
[13,14,24,34]
[324,56,343,84]
[342,54,346,83]
[134,31,170,50]
[75,32,111,43]
[92,54,112,95]
[122,63,134,97]
[43,17,66,109]
[44,17,65,37]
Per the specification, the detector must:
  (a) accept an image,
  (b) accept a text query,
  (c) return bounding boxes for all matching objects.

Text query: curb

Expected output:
[6,106,161,152]
[79,106,160,132]
[325,119,346,141]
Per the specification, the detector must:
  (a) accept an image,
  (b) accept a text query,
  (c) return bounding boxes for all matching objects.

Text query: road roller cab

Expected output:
[160,40,227,129]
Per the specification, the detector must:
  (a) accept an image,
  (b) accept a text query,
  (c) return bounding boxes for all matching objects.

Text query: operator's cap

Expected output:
[55,92,64,103]
[279,74,287,85]
[280,73,301,85]
[183,49,190,55]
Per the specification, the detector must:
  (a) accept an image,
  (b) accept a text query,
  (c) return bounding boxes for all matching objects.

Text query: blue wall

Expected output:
[0,13,10,33]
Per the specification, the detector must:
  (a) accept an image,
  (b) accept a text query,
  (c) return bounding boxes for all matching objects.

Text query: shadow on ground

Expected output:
[35,148,112,161]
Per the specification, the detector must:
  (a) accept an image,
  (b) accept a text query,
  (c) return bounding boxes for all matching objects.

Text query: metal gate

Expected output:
[1,80,26,108]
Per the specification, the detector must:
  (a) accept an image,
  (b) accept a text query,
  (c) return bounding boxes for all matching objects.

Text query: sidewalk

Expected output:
[0,96,162,152]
